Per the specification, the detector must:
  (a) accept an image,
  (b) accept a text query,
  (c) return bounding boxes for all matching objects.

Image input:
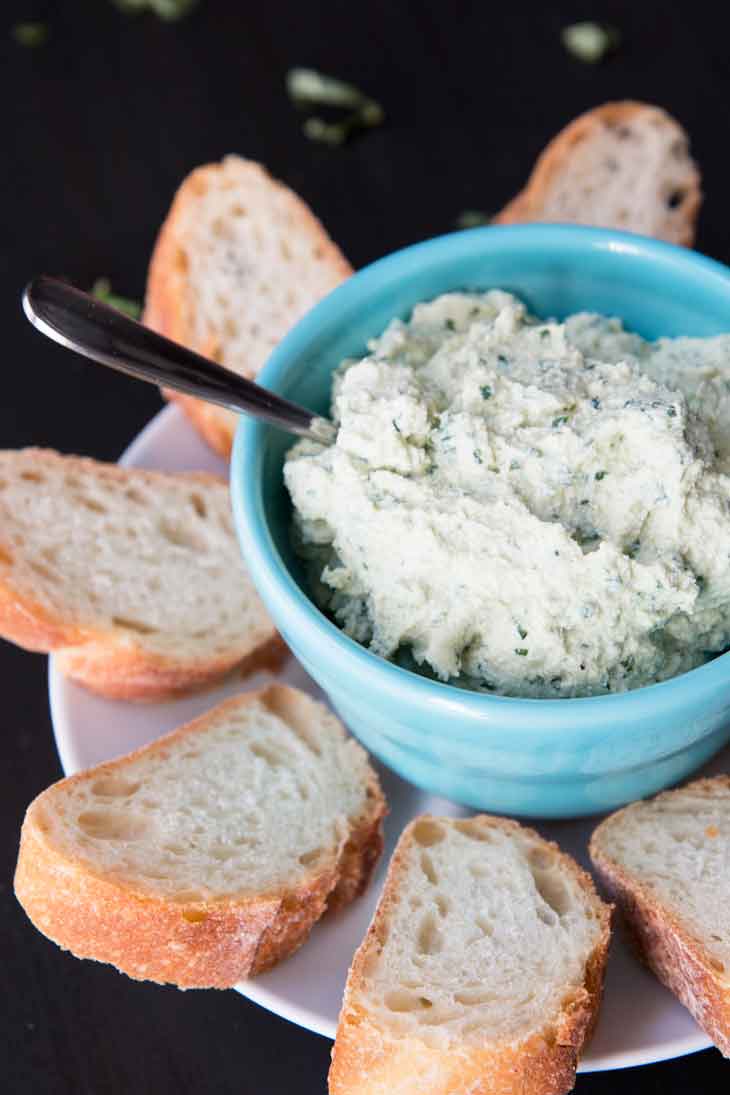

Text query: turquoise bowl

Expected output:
[231,225,730,819]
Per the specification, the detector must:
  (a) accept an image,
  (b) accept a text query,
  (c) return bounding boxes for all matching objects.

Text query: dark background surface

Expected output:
[3,1,730,1091]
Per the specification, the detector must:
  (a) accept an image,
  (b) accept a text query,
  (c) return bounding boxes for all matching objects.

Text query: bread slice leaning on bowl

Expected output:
[590,776,730,1057]
[14,684,386,989]
[143,155,352,457]
[329,815,611,1095]
[494,101,701,245]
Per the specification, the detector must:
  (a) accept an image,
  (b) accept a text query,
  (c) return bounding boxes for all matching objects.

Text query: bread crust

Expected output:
[329,815,611,1095]
[590,776,730,1057]
[144,157,353,457]
[326,771,386,914]
[0,450,284,701]
[494,101,702,247]
[14,686,387,989]
[0,576,88,652]
[55,632,289,703]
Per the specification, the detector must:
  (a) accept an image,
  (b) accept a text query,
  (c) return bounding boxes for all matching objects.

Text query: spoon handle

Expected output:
[22,276,335,443]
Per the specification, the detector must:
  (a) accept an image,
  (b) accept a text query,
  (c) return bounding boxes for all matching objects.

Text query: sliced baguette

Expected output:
[144,155,352,456]
[590,776,730,1057]
[0,448,285,700]
[14,684,386,989]
[329,815,611,1095]
[494,101,701,245]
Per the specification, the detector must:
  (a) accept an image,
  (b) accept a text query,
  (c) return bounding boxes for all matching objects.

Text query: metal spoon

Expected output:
[22,276,336,444]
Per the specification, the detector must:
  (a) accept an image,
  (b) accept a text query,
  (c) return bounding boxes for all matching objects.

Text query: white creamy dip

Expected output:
[284,291,730,697]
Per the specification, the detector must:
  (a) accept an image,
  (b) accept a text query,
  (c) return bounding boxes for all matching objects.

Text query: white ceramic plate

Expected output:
[49,405,722,1071]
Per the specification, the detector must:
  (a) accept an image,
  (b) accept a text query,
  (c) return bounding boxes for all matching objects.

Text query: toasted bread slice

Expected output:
[14,685,386,989]
[0,448,285,700]
[143,156,352,456]
[329,815,611,1095]
[590,776,730,1057]
[494,101,701,245]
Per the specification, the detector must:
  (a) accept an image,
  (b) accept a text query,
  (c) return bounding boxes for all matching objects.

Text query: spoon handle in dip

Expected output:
[22,276,336,444]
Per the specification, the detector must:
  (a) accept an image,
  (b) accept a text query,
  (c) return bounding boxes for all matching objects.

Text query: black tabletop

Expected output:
[3,2,730,1091]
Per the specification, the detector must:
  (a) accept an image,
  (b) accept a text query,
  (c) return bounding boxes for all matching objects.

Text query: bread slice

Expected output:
[494,101,701,245]
[0,448,285,700]
[14,684,386,989]
[590,776,730,1057]
[143,155,352,456]
[329,815,611,1095]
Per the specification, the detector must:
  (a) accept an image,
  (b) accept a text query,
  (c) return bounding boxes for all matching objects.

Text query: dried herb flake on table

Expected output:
[455,211,491,229]
[561,22,621,64]
[286,68,384,145]
[110,0,199,20]
[90,279,142,320]
[12,22,49,47]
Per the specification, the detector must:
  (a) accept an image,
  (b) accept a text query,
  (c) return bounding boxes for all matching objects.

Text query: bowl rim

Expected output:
[231,223,730,728]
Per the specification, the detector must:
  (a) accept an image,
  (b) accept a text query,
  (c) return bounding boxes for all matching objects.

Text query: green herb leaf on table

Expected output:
[91,279,142,320]
[110,0,199,21]
[287,68,371,110]
[455,210,491,229]
[12,22,49,47]
[286,68,384,145]
[561,22,620,64]
[302,117,354,147]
